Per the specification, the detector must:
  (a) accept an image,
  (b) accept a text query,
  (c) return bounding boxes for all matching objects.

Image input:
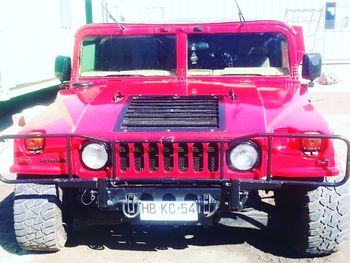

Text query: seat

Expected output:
[234,42,270,67]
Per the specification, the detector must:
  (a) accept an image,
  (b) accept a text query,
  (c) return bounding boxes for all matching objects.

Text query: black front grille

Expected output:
[118,96,220,130]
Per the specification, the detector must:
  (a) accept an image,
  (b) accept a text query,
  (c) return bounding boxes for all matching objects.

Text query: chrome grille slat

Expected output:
[193,143,204,172]
[119,143,130,171]
[178,143,189,172]
[134,143,144,172]
[148,143,159,171]
[208,143,219,172]
[163,143,174,172]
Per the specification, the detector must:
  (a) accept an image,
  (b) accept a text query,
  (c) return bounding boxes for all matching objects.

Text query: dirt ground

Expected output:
[1,82,350,263]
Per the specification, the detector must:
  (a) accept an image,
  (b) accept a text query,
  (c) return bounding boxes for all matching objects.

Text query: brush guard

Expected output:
[0,133,349,192]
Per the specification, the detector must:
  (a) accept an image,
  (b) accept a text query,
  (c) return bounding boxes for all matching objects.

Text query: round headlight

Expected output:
[227,141,260,171]
[81,142,109,170]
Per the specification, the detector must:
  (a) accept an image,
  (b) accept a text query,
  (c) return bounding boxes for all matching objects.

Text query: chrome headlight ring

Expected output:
[227,141,261,172]
[80,142,110,170]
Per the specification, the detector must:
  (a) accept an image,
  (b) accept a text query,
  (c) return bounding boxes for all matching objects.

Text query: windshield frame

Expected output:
[72,22,300,83]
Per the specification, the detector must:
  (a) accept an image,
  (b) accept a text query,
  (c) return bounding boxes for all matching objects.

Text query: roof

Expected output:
[75,20,296,37]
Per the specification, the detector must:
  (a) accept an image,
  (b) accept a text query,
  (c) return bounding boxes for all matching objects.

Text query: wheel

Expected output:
[275,181,350,256]
[13,184,67,251]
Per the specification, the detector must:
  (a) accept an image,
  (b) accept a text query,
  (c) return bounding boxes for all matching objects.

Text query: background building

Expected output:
[0,0,349,100]
[0,0,85,100]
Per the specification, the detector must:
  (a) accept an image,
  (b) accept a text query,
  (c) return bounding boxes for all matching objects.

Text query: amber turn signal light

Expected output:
[24,133,45,153]
[301,133,322,152]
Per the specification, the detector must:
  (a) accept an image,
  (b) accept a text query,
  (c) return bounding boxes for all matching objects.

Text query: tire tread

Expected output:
[275,182,350,256]
[13,184,67,251]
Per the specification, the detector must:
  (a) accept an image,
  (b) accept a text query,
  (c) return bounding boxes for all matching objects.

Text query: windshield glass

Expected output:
[188,33,290,76]
[80,35,176,77]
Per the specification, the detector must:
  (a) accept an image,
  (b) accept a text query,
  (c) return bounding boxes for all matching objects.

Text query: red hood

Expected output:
[22,79,331,140]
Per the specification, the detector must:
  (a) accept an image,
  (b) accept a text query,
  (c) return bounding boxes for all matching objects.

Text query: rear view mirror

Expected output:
[194,42,209,50]
[302,53,322,81]
[55,56,71,82]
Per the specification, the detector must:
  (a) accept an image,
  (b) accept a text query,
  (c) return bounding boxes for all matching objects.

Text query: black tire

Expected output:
[275,182,350,256]
[13,184,67,251]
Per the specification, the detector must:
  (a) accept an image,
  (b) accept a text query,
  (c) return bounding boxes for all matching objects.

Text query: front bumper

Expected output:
[97,182,222,224]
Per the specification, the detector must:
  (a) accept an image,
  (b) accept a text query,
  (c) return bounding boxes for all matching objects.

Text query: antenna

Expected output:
[234,0,246,25]
[101,0,125,31]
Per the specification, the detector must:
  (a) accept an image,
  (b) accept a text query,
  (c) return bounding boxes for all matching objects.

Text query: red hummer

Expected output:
[1,20,349,255]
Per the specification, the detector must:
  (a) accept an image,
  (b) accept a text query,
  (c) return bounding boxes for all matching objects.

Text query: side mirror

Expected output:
[55,56,71,82]
[302,53,322,81]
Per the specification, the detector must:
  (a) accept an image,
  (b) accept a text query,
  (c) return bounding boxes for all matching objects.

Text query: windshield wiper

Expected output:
[101,0,125,31]
[234,0,246,28]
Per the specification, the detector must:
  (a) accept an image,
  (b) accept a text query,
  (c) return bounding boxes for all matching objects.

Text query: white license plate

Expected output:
[140,201,198,221]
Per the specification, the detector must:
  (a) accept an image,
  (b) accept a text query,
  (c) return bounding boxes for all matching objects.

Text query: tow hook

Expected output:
[122,193,140,218]
[202,194,220,218]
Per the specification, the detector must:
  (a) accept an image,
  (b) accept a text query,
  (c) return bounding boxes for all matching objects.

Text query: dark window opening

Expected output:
[325,2,336,29]
[80,34,176,77]
[187,33,290,76]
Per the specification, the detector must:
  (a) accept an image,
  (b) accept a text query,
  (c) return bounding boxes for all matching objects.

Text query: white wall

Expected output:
[0,0,86,98]
[93,0,325,24]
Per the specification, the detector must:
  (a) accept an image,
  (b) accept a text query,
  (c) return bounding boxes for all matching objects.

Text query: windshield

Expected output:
[80,35,176,77]
[188,33,290,76]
